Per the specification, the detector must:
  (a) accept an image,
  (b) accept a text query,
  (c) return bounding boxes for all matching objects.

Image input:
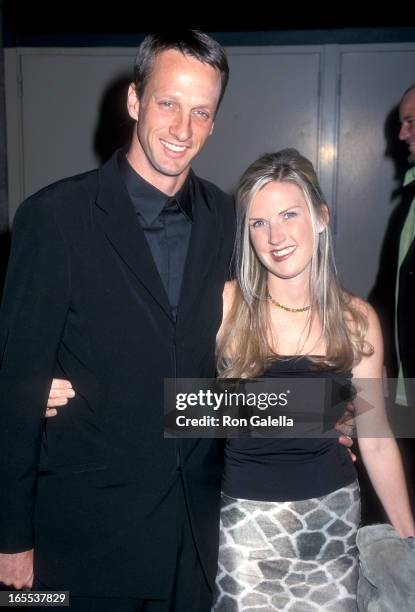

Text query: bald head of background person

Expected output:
[399,84,415,164]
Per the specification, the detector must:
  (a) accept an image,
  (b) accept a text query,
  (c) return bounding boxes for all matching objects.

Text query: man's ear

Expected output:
[127,83,140,121]
[209,122,215,136]
[319,204,329,233]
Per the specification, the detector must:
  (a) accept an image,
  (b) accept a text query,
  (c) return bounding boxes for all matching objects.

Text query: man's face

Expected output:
[127,49,222,191]
[399,88,415,164]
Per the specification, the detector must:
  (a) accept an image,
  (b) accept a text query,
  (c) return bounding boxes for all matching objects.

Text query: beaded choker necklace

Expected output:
[266,291,311,313]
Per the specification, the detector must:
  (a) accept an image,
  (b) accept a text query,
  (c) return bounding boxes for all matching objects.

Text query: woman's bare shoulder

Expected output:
[345,293,379,326]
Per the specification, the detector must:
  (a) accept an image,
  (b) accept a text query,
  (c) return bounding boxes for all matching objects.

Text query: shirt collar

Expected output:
[403,166,415,187]
[118,152,193,225]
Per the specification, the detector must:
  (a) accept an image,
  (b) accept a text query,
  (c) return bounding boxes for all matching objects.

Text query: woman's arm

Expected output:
[353,299,415,537]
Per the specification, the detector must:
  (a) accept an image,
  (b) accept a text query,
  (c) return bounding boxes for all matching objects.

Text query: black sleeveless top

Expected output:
[222,357,357,501]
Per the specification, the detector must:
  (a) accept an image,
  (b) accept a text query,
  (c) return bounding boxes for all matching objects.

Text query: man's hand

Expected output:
[335,401,356,462]
[0,550,34,589]
[46,379,74,417]
[339,435,356,462]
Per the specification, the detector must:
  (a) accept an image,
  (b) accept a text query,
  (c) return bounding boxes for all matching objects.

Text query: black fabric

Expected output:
[395,181,415,518]
[222,357,357,501]
[33,481,212,612]
[397,182,415,409]
[119,153,192,318]
[0,149,235,598]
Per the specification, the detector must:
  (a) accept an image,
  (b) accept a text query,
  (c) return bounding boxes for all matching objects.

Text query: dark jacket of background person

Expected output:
[397,180,415,409]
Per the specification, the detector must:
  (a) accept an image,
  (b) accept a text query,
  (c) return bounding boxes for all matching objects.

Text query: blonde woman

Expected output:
[212,149,414,610]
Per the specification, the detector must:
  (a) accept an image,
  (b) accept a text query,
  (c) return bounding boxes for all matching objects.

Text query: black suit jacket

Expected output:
[0,151,234,597]
[398,229,415,408]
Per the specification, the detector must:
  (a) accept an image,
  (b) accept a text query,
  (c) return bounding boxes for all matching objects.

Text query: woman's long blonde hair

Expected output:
[217,149,372,378]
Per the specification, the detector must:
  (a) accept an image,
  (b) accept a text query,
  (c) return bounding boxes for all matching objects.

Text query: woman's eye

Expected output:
[283,211,297,220]
[251,220,266,229]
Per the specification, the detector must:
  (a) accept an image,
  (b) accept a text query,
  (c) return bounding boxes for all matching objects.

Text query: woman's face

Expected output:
[249,181,321,283]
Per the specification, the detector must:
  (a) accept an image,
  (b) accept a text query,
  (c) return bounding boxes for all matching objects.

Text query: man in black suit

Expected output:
[0,30,233,611]
[396,84,415,411]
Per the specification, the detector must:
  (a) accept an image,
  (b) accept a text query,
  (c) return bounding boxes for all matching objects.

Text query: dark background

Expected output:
[2,2,415,46]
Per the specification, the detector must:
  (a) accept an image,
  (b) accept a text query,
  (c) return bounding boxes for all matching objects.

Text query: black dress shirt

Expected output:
[119,154,193,319]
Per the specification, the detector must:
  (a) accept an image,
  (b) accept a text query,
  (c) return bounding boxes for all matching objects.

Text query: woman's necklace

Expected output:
[266,290,311,313]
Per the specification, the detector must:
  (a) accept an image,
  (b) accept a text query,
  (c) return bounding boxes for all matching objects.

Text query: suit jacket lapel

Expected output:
[176,174,222,327]
[94,152,173,322]
[402,236,415,273]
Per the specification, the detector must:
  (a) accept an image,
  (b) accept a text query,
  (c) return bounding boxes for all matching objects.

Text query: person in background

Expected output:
[396,84,415,410]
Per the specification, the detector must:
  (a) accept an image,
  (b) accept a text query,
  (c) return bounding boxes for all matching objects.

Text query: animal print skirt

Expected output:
[213,481,360,611]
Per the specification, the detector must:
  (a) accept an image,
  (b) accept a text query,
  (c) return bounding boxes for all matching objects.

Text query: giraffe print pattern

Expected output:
[213,481,360,611]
